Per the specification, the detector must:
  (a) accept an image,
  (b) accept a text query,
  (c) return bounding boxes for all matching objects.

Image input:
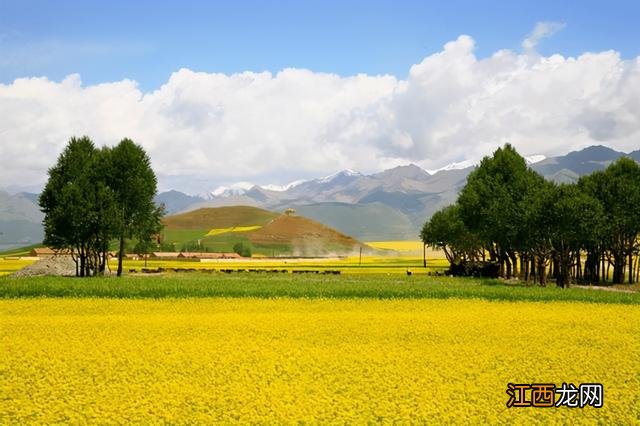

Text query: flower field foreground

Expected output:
[2,298,639,423]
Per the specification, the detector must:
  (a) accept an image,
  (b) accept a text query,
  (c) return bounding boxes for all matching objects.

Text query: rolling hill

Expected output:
[161,206,366,256]
[163,206,278,230]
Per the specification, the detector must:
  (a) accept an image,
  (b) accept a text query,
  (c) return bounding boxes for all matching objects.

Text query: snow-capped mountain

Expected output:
[209,170,365,198]
[261,180,306,192]
[423,154,545,174]
[425,160,475,175]
[210,182,255,197]
[317,169,363,183]
[525,155,546,165]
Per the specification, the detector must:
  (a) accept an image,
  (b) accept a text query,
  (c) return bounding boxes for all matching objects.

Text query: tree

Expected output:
[39,137,116,276]
[420,204,482,265]
[421,145,636,286]
[133,205,165,268]
[457,144,536,278]
[582,158,640,283]
[547,184,604,288]
[40,136,163,277]
[108,139,162,277]
[522,177,556,285]
[233,242,252,258]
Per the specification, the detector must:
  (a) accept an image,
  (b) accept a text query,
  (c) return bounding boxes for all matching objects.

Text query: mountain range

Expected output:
[1,145,639,249]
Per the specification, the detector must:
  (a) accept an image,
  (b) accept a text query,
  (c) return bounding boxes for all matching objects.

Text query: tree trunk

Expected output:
[79,252,85,278]
[575,250,582,281]
[629,252,634,284]
[530,257,536,282]
[537,257,547,286]
[509,251,518,278]
[612,254,625,284]
[556,249,571,288]
[117,235,125,277]
[504,254,512,279]
[100,249,107,275]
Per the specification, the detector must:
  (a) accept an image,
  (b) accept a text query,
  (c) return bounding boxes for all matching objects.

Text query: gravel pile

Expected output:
[13,256,78,277]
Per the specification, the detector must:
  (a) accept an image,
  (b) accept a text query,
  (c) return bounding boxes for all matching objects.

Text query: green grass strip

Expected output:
[1,274,638,304]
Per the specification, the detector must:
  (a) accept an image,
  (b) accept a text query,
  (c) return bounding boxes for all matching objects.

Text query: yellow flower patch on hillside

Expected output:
[206,225,262,236]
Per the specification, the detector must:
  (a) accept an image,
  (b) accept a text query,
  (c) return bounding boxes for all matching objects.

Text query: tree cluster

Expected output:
[421,144,640,287]
[233,242,252,258]
[39,136,163,277]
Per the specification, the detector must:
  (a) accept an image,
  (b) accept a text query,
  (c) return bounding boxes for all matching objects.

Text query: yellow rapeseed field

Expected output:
[367,240,425,252]
[0,258,36,276]
[2,298,638,423]
[109,256,450,275]
[367,240,447,258]
[206,225,262,236]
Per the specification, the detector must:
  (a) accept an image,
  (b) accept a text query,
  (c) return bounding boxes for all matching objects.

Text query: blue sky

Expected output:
[1,0,639,91]
[1,1,640,193]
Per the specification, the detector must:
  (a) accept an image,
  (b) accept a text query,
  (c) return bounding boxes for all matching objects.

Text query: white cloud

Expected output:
[1,31,639,194]
[522,21,566,51]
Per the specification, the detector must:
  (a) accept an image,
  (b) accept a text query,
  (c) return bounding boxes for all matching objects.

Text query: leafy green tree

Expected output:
[39,137,116,276]
[582,158,640,283]
[40,136,163,277]
[108,139,163,277]
[457,144,534,278]
[577,172,608,283]
[233,242,252,257]
[548,184,604,288]
[420,204,482,265]
[522,177,556,285]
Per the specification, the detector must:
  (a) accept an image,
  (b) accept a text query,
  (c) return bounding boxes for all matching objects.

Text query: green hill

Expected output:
[163,206,277,229]
[161,206,365,256]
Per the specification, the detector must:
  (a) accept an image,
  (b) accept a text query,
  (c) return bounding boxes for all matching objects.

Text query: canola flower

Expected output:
[206,225,262,237]
[0,258,35,276]
[1,298,639,423]
[366,241,447,258]
[111,256,450,275]
[367,240,426,252]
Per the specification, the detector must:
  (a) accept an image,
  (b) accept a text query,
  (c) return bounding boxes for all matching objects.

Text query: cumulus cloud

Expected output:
[522,21,566,51]
[1,31,639,194]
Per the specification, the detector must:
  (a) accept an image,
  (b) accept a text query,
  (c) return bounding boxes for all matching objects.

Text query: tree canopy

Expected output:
[422,144,640,287]
[39,136,163,277]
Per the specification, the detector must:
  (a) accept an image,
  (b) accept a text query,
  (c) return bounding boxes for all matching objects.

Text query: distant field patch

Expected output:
[367,241,446,258]
[206,225,262,237]
[0,258,36,276]
[367,240,424,251]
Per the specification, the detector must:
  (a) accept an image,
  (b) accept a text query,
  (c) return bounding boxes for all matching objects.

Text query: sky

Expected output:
[1,0,639,194]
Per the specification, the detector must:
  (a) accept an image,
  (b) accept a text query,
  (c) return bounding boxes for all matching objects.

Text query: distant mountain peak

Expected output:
[261,180,306,192]
[317,169,363,183]
[565,145,623,161]
[211,182,255,197]
[525,155,546,165]
[425,160,475,175]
